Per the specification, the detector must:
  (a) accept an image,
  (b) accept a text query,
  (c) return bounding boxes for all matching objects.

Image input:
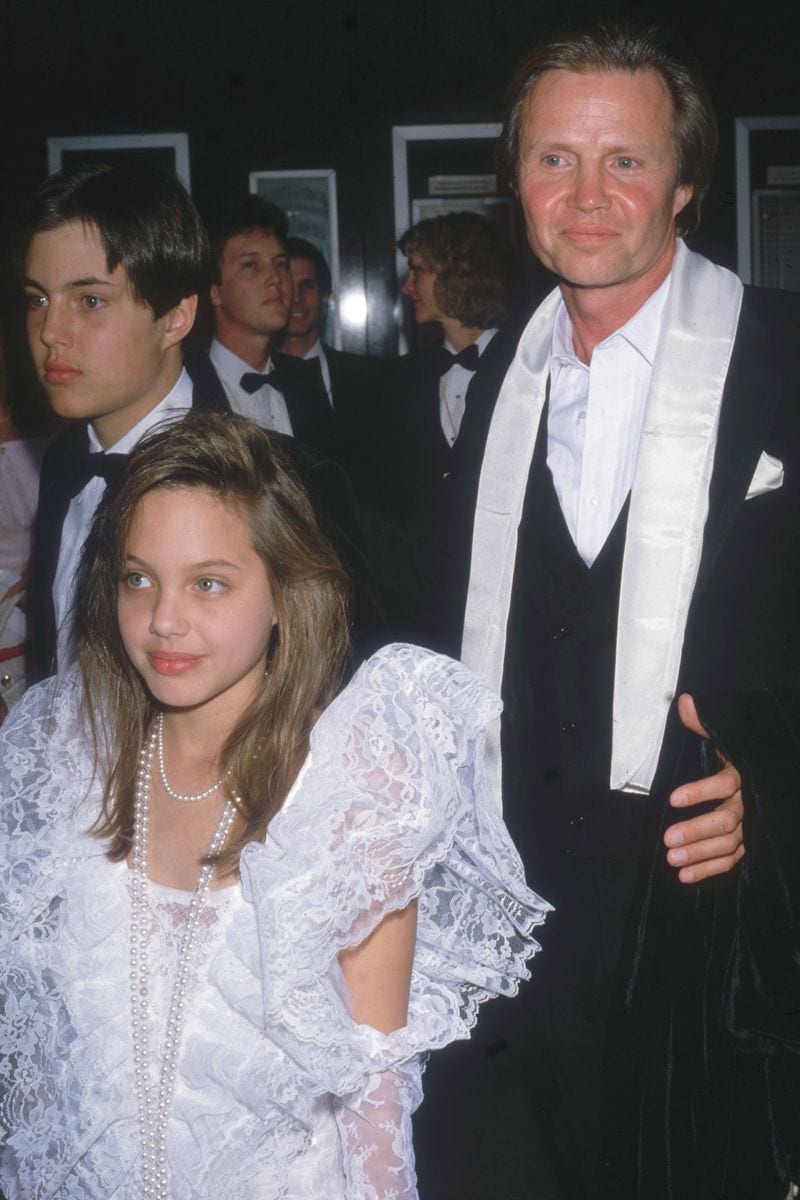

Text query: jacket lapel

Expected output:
[693,287,789,599]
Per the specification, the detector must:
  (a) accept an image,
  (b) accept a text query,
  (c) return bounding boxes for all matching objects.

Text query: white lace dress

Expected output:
[0,644,551,1199]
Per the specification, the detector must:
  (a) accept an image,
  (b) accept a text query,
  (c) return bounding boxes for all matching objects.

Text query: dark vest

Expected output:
[500,418,654,901]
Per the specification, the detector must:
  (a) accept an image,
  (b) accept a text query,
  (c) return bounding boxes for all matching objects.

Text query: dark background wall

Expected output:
[1,0,798,354]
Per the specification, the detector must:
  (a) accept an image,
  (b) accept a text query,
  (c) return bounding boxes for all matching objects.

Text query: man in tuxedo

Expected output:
[396,211,520,499]
[189,199,338,463]
[418,21,800,1200]
[276,236,374,407]
[17,162,214,677]
[387,213,523,639]
[275,235,391,504]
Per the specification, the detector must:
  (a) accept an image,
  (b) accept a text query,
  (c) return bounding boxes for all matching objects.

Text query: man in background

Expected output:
[277,233,394,495]
[393,211,524,642]
[187,198,338,462]
[397,210,521,496]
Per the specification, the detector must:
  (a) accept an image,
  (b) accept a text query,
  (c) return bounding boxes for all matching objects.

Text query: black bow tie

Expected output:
[435,343,481,376]
[59,445,127,500]
[240,368,285,395]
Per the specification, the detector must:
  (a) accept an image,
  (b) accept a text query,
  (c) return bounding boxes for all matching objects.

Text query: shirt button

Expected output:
[561,720,576,734]
[578,411,586,421]
[589,496,598,508]
[0,674,11,687]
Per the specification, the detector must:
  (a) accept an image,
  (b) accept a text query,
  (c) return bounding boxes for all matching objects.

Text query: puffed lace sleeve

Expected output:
[237,644,552,1199]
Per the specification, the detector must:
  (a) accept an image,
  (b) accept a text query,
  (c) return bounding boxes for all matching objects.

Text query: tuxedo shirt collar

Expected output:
[550,276,668,370]
[443,326,498,359]
[208,338,294,435]
[547,277,670,566]
[209,337,273,387]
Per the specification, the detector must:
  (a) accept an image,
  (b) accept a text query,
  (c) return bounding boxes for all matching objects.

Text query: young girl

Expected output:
[0,413,550,1199]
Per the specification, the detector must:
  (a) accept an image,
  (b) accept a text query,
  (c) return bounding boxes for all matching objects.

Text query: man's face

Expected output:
[286,256,328,338]
[211,229,291,337]
[23,221,185,448]
[401,251,446,324]
[516,68,692,297]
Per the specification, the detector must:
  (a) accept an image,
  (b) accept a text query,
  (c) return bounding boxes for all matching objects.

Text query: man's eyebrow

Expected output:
[22,274,117,292]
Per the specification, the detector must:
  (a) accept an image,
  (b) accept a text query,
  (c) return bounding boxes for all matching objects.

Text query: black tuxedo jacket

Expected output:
[486,282,800,906]
[319,345,395,511]
[323,344,384,416]
[600,283,800,1199]
[185,349,340,464]
[408,313,532,648]
[391,322,524,508]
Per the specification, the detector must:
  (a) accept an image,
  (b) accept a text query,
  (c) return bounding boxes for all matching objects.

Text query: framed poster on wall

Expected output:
[249,168,341,347]
[47,133,191,191]
[735,115,800,289]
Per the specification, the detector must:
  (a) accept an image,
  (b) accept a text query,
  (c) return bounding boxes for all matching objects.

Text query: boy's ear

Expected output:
[161,293,198,348]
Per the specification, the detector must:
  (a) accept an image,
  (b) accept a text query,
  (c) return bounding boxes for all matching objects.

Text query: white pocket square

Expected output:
[746,451,784,500]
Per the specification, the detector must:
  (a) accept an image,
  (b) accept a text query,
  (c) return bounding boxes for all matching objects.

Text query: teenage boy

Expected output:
[19,162,214,677]
[187,198,338,462]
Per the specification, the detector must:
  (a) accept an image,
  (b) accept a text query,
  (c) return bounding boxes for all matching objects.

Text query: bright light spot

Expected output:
[339,288,368,328]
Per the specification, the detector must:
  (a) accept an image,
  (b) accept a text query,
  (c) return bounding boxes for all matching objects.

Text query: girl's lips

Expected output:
[147,653,202,676]
[44,363,80,383]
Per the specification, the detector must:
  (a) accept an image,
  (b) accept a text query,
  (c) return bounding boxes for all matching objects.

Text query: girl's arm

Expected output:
[334,901,421,1199]
[338,901,417,1033]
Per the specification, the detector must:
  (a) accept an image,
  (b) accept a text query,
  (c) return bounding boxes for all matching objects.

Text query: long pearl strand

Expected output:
[130,725,237,1199]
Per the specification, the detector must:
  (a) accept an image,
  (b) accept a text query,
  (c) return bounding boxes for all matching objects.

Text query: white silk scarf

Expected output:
[461,241,744,805]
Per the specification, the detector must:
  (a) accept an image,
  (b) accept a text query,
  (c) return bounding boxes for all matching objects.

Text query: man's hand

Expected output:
[663,693,744,884]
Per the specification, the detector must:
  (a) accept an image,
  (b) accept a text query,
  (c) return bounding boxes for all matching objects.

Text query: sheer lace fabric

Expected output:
[0,644,551,1198]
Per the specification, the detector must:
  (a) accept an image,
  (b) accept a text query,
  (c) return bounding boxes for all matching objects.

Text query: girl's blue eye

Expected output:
[124,571,151,590]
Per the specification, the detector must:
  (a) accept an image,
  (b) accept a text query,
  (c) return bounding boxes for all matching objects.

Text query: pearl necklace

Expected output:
[156,713,226,802]
[130,725,237,1199]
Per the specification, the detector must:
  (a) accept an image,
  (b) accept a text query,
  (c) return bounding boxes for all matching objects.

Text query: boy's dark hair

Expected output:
[15,162,210,318]
[206,196,289,284]
[285,236,332,297]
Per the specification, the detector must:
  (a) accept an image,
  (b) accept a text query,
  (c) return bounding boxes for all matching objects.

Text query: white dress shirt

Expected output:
[303,338,332,404]
[547,277,670,566]
[53,369,193,668]
[209,338,294,435]
[439,327,497,446]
